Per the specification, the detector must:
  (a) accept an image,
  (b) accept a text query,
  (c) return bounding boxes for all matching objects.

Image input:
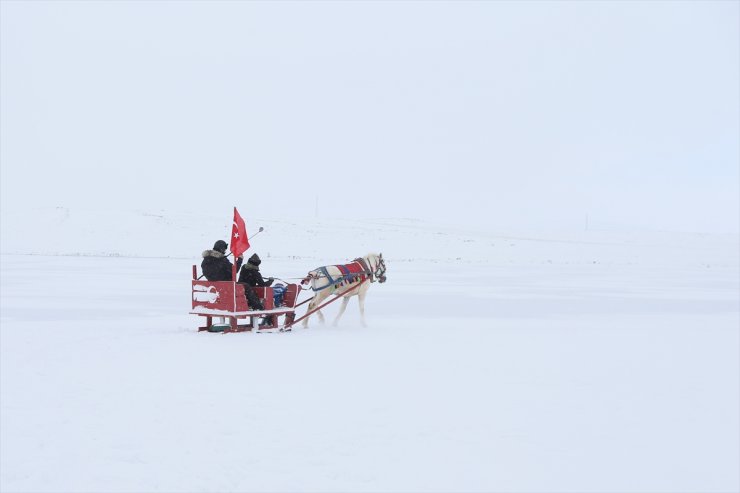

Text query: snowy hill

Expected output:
[2,206,737,269]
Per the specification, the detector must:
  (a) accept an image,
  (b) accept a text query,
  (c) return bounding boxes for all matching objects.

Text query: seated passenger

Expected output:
[201,240,243,281]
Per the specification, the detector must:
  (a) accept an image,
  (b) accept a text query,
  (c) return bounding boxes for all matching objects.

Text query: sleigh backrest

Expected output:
[191,265,249,312]
[252,287,274,310]
[282,284,298,308]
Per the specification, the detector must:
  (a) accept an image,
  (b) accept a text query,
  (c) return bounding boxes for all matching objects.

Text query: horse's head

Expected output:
[370,252,387,283]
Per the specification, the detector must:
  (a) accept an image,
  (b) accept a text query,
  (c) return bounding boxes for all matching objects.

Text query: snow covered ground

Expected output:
[1,209,738,492]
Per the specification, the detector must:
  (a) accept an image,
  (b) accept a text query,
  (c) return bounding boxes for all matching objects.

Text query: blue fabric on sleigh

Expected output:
[273,284,286,306]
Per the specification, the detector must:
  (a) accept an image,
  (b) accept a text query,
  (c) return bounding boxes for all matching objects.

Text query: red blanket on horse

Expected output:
[334,262,366,283]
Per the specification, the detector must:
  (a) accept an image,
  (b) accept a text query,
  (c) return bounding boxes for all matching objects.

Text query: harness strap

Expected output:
[353,258,373,282]
[311,266,336,291]
[311,261,368,292]
[287,276,370,328]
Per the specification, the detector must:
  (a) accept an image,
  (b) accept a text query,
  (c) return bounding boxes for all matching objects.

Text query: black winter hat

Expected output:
[248,253,261,265]
[213,240,228,254]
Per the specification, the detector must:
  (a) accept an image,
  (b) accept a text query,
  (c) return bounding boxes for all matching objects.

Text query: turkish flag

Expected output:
[230,207,249,258]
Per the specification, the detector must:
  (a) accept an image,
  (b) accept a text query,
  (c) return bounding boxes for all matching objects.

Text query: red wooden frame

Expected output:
[190,265,299,333]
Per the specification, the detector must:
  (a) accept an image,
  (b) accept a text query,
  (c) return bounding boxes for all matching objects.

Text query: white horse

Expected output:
[301,253,387,328]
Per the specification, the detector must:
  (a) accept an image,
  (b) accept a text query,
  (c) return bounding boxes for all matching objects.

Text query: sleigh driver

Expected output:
[239,253,276,325]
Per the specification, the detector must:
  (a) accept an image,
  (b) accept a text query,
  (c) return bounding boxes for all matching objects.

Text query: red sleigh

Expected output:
[189,265,299,333]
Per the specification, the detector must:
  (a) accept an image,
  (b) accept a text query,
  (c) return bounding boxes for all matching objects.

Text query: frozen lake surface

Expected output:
[1,226,738,493]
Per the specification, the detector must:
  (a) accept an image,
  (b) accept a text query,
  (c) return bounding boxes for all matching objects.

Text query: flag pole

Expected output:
[225,227,265,259]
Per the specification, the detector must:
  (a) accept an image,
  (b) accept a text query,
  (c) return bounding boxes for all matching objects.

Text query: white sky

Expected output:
[1,0,738,233]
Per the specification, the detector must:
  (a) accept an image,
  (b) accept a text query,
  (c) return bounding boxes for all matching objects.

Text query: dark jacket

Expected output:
[201,250,243,281]
[238,262,273,287]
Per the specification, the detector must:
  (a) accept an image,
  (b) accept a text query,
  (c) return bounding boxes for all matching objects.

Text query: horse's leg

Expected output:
[302,292,321,328]
[333,296,350,327]
[358,289,368,328]
[303,291,327,328]
[302,298,314,328]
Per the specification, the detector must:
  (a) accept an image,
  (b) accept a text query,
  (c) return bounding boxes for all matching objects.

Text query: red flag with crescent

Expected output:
[230,207,249,258]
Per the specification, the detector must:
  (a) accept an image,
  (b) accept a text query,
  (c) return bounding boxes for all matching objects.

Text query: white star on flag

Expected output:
[230,207,250,258]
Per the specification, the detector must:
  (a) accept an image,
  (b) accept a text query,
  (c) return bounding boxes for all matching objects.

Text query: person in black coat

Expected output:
[238,253,274,321]
[238,253,274,288]
[201,240,243,281]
